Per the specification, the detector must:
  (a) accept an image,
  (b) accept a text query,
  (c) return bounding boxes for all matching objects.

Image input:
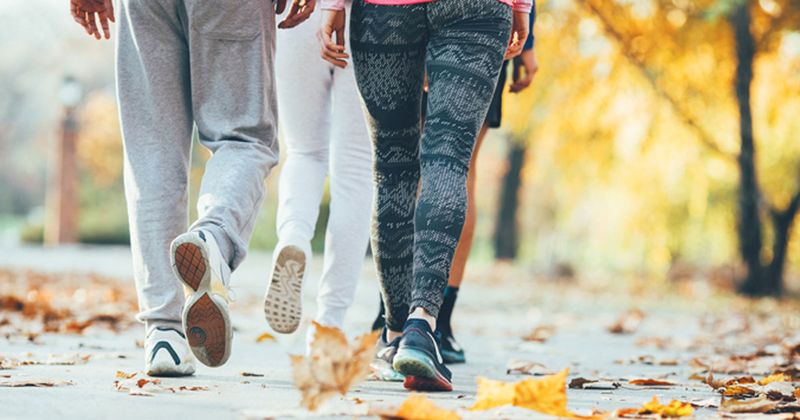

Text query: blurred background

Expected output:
[1,0,799,298]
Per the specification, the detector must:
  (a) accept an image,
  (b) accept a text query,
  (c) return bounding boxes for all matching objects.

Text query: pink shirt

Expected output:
[320,0,533,13]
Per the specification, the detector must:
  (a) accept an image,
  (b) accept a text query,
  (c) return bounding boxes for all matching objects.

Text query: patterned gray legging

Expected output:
[351,0,512,331]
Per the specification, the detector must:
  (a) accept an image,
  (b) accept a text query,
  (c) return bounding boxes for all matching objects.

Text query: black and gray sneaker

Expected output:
[370,329,404,382]
[393,319,453,392]
[440,331,466,364]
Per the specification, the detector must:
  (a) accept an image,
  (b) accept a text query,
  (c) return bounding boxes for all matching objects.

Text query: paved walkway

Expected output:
[0,246,773,419]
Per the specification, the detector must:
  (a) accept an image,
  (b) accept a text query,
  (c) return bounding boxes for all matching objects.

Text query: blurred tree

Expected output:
[580,0,800,295]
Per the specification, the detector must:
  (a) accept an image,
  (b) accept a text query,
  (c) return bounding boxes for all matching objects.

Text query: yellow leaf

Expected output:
[470,369,576,418]
[290,322,379,411]
[255,332,275,343]
[723,384,757,397]
[394,394,460,420]
[639,396,694,418]
[115,370,137,379]
[759,373,787,385]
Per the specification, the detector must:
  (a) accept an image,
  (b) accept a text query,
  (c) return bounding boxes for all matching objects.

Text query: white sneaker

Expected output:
[170,231,233,368]
[145,327,196,377]
[264,239,310,334]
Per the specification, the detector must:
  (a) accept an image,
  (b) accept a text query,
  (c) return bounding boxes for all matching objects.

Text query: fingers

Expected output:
[509,74,532,93]
[104,0,115,22]
[85,11,101,39]
[98,11,111,39]
[318,27,349,68]
[279,0,315,29]
[275,0,287,14]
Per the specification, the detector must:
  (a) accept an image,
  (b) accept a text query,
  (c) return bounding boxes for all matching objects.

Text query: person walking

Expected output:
[264,0,373,340]
[370,6,539,366]
[69,0,316,376]
[319,0,531,391]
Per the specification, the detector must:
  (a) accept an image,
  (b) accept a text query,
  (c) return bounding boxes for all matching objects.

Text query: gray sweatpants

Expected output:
[116,0,279,331]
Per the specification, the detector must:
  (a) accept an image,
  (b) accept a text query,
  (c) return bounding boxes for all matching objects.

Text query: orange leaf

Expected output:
[470,369,581,418]
[629,378,675,386]
[255,332,276,343]
[638,396,694,417]
[394,394,460,420]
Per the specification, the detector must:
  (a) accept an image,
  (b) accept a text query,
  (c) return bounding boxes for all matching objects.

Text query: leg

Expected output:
[410,0,512,323]
[350,0,428,334]
[186,0,280,271]
[169,0,278,367]
[446,123,488,289]
[316,24,374,330]
[117,0,193,335]
[266,14,333,334]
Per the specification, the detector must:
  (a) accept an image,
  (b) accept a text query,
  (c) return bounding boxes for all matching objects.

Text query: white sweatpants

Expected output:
[275,4,373,330]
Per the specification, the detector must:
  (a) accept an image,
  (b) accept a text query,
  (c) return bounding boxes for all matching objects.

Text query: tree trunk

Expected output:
[731,3,770,296]
[494,140,527,261]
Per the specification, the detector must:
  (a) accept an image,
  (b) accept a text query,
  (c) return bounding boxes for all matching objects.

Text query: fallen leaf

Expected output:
[290,322,379,411]
[569,377,597,389]
[115,370,137,379]
[638,396,694,417]
[0,380,74,387]
[608,309,645,334]
[392,394,460,420]
[628,378,675,387]
[522,325,555,343]
[722,385,758,397]
[256,332,275,343]
[719,396,779,414]
[240,372,265,377]
[759,373,788,385]
[506,360,553,376]
[470,369,587,418]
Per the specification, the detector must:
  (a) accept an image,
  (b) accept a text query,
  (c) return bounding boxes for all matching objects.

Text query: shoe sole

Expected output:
[264,246,305,334]
[170,236,232,368]
[393,348,453,392]
[146,361,196,378]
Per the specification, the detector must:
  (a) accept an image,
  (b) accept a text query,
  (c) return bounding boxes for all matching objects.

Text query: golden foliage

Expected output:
[470,369,578,417]
[637,397,694,418]
[77,92,123,186]
[290,322,379,411]
[391,394,460,420]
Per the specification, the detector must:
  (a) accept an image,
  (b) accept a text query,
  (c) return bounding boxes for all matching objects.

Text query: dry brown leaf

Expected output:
[255,332,276,343]
[290,322,379,411]
[506,359,553,376]
[522,325,555,343]
[723,384,758,397]
[0,380,74,387]
[240,372,265,377]
[628,378,675,387]
[391,394,460,420]
[608,308,645,334]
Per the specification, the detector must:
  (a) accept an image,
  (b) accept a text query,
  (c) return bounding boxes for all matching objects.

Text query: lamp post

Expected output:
[45,76,82,245]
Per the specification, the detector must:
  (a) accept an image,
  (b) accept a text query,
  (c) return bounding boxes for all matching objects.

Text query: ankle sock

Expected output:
[436,286,459,335]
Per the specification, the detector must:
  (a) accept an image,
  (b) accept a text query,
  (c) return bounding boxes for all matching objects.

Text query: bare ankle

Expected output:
[408,307,436,331]
[386,329,403,342]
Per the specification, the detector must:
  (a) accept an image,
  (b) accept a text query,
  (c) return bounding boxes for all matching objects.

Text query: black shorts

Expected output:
[485,60,509,128]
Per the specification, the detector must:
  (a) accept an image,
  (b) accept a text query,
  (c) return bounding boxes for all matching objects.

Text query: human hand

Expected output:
[505,11,529,59]
[278,0,317,29]
[509,48,538,93]
[318,9,348,68]
[70,0,115,40]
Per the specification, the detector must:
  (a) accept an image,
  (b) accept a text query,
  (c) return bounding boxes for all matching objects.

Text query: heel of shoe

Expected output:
[171,236,209,292]
[183,292,232,368]
[394,348,452,391]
